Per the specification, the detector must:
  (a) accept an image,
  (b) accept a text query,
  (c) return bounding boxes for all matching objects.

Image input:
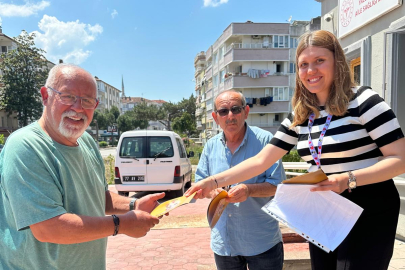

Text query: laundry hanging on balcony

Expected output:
[247,69,270,79]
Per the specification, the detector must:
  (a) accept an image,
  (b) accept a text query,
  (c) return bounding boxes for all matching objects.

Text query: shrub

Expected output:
[103,154,115,185]
[282,150,304,162]
[99,141,108,147]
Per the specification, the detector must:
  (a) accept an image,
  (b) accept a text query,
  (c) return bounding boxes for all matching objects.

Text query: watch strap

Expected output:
[112,215,120,236]
[129,198,137,211]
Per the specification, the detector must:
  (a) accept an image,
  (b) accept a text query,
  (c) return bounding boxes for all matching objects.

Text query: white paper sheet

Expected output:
[262,184,363,252]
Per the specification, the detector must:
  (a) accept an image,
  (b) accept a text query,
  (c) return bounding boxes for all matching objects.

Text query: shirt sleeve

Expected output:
[2,136,66,231]
[358,88,404,148]
[195,142,211,182]
[264,133,286,186]
[269,114,299,151]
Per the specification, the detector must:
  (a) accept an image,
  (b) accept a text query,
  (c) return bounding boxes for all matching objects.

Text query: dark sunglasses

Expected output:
[216,106,245,117]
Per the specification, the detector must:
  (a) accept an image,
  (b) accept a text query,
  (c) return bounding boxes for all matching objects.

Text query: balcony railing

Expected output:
[229,43,273,50]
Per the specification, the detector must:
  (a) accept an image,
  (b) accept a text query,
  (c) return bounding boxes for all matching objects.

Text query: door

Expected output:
[145,136,176,184]
[118,136,148,184]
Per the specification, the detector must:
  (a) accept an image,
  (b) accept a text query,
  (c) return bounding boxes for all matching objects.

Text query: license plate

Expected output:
[123,175,145,182]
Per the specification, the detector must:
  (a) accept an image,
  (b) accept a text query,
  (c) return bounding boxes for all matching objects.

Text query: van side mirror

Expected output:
[188,151,194,158]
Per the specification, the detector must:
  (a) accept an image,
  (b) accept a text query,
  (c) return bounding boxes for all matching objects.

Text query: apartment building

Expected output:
[121,96,167,130]
[194,51,207,139]
[95,77,121,112]
[194,19,320,142]
[314,0,405,242]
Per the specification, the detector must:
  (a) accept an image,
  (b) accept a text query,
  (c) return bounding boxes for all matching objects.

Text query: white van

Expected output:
[114,130,194,197]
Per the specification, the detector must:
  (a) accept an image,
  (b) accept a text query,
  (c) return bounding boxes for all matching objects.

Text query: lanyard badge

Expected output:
[308,113,333,168]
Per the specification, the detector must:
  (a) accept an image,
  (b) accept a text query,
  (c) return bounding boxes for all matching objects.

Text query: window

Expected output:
[273,35,289,48]
[213,53,218,64]
[273,87,290,101]
[290,37,299,48]
[274,114,280,122]
[213,74,219,87]
[1,46,7,53]
[119,136,174,159]
[350,57,361,85]
[289,63,296,73]
[176,139,187,158]
[220,69,225,83]
[149,137,174,158]
[218,46,224,60]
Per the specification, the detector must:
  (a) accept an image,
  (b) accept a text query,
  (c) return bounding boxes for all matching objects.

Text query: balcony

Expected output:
[196,108,204,116]
[206,89,213,100]
[195,66,204,76]
[224,47,289,65]
[224,74,289,90]
[194,52,206,65]
[196,121,203,130]
[248,101,290,113]
[205,65,212,80]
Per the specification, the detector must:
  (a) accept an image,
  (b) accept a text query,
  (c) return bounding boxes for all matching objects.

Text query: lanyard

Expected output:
[308,113,333,168]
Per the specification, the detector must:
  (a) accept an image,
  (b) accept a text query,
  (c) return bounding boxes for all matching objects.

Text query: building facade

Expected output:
[121,97,167,130]
[95,77,121,112]
[194,20,320,143]
[315,0,405,240]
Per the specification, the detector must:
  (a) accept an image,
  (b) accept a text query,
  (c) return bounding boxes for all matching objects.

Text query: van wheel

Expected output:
[118,191,129,197]
[185,176,192,189]
[175,177,185,197]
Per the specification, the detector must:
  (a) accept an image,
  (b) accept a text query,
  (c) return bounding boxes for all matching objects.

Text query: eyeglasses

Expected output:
[215,106,245,117]
[47,86,99,109]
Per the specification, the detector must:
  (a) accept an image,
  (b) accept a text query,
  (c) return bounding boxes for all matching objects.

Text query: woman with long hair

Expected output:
[186,30,405,269]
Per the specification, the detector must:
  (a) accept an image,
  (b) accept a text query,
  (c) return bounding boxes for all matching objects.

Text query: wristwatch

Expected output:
[129,198,137,211]
[347,171,357,192]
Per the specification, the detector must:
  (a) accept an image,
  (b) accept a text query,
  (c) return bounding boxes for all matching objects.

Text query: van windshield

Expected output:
[119,136,174,159]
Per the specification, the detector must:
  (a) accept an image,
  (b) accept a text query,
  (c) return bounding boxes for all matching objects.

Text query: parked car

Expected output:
[114,130,194,197]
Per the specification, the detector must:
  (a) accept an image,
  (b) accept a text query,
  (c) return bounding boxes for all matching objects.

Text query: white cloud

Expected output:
[111,9,118,19]
[203,0,228,7]
[0,1,50,17]
[32,15,103,65]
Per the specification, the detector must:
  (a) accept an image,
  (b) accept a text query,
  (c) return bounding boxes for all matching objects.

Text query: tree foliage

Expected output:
[0,30,49,127]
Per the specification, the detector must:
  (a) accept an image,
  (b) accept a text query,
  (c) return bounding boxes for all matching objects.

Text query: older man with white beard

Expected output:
[0,64,164,270]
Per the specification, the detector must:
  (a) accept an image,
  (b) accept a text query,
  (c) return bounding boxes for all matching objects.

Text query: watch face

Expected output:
[349,181,356,189]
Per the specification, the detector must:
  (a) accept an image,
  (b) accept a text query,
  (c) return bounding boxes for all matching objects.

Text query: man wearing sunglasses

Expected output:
[0,64,164,269]
[195,90,286,270]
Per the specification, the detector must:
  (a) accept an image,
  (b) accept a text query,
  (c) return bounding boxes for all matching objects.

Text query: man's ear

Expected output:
[40,87,49,105]
[244,105,250,119]
[212,111,219,125]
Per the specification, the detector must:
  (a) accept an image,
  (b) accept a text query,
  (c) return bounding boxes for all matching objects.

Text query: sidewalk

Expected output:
[106,186,405,270]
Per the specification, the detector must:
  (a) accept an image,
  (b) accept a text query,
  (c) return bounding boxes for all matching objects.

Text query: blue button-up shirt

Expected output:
[196,125,286,256]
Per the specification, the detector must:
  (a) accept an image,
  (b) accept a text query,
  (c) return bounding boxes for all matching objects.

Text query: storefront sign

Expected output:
[338,0,402,38]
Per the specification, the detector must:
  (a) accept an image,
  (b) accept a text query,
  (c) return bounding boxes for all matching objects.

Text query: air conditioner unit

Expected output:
[252,35,260,39]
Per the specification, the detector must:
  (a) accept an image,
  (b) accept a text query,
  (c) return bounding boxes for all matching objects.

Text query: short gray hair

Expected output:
[213,90,246,111]
[45,64,97,96]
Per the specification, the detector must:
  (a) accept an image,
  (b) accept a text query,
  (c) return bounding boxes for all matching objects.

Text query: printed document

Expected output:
[262,184,363,252]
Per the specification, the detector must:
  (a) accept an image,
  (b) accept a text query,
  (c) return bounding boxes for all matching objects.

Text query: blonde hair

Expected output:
[291,30,355,127]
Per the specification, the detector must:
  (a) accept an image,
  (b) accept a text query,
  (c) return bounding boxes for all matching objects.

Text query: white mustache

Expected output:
[62,110,87,121]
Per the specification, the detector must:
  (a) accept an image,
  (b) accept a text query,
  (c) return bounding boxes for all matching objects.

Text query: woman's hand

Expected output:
[310,173,349,194]
[184,177,216,199]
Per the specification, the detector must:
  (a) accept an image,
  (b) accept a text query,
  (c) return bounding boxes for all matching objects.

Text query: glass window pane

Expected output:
[274,36,278,48]
[285,36,289,47]
[149,136,174,158]
[273,88,279,101]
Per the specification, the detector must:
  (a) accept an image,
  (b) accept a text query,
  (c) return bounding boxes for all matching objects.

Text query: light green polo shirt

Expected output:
[0,122,108,270]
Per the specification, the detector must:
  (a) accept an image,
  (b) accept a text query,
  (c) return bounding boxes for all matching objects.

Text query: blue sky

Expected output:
[0,0,321,102]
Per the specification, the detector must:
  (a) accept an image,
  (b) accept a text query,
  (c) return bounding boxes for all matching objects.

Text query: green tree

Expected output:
[110,106,120,122]
[117,114,133,133]
[172,112,196,136]
[0,30,49,127]
[0,134,4,145]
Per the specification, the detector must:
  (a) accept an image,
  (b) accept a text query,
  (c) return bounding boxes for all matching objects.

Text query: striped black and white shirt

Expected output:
[270,86,404,175]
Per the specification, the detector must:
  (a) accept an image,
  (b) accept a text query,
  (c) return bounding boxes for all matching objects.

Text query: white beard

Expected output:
[58,110,88,139]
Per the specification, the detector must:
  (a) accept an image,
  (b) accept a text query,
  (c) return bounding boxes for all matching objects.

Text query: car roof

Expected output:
[120,130,180,138]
